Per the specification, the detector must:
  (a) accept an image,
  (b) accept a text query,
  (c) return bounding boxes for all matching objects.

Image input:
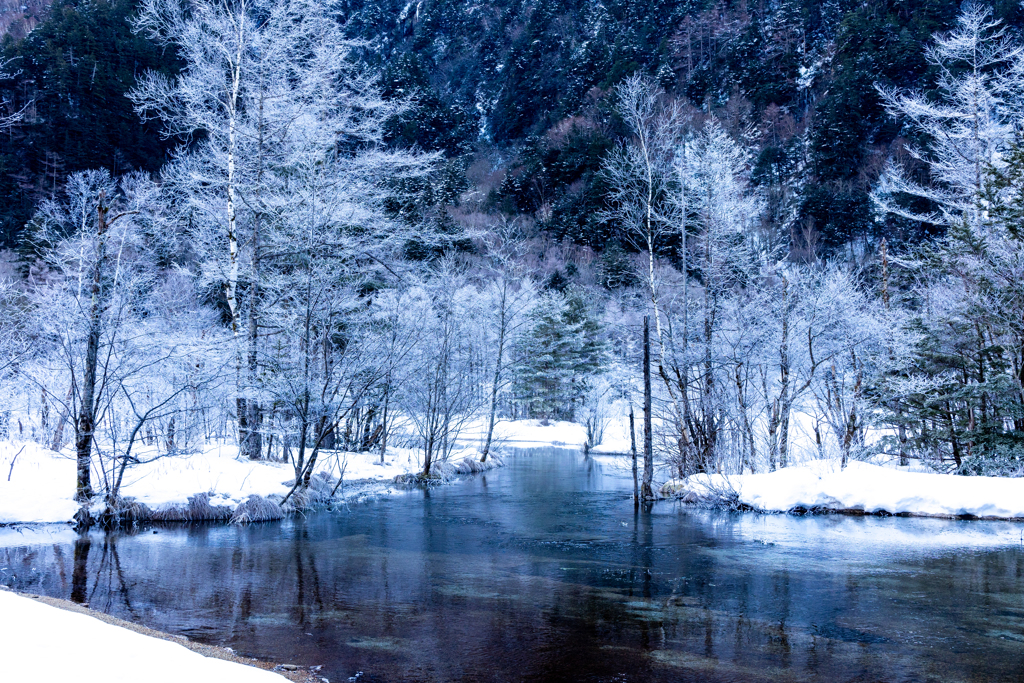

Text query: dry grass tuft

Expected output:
[230,495,285,524]
[286,471,337,511]
[151,492,233,522]
[426,460,457,481]
[99,496,154,527]
[453,454,504,475]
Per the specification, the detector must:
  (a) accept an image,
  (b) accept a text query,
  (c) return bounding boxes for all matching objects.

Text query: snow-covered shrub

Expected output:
[661,475,743,509]
[956,445,1024,477]
[452,453,503,474]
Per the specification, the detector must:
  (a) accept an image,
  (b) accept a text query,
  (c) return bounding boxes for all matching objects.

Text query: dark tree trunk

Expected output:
[630,404,638,508]
[40,388,49,434]
[165,416,176,453]
[236,396,250,458]
[241,94,265,461]
[482,308,508,463]
[898,422,908,467]
[246,402,263,460]
[379,377,390,464]
[777,279,791,469]
[642,316,654,501]
[75,194,112,502]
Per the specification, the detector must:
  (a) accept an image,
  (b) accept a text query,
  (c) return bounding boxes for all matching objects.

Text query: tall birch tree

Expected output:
[130,0,434,460]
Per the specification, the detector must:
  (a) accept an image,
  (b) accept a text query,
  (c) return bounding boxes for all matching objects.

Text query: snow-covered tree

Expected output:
[873,3,1024,229]
[401,265,484,478]
[478,225,537,462]
[601,74,681,357]
[23,170,221,506]
[27,170,156,501]
[131,0,435,461]
[514,288,605,422]
[661,120,765,475]
[874,3,1024,474]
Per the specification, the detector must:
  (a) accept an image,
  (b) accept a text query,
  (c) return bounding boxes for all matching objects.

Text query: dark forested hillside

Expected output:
[0,0,177,246]
[2,0,1022,254]
[340,0,1024,256]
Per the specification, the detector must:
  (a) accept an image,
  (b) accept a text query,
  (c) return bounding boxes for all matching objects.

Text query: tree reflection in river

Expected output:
[70,535,89,604]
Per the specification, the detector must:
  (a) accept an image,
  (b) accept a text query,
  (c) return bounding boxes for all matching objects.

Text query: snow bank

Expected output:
[114,443,423,512]
[457,418,587,448]
[0,441,466,525]
[664,460,1024,519]
[0,440,425,524]
[0,524,79,548]
[673,507,1024,551]
[0,442,80,524]
[0,589,287,682]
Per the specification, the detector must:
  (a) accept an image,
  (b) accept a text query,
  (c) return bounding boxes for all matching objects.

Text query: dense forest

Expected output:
[3,0,1024,519]
[8,0,1024,252]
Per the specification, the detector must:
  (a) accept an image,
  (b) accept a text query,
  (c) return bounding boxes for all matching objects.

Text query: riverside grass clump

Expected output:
[151,492,233,522]
[99,496,154,527]
[86,492,230,529]
[285,472,337,511]
[229,495,285,524]
[393,453,505,486]
[100,491,287,526]
[661,476,744,509]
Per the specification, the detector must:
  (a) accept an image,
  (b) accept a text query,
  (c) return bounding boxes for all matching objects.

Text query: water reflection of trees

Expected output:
[3,495,1024,681]
[70,534,138,622]
[70,536,89,604]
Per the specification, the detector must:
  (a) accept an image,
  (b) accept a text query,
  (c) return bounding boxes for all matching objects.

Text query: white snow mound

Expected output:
[0,590,287,682]
[665,460,1024,519]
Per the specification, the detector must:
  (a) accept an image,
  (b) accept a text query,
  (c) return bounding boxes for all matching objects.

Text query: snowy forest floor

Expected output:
[0,418,589,525]
[0,586,322,683]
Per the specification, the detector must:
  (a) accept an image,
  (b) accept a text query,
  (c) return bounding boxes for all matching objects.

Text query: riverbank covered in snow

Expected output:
[0,587,316,683]
[662,460,1024,520]
[0,418,586,526]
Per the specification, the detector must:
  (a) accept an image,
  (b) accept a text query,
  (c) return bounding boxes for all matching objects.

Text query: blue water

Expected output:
[3,448,1024,682]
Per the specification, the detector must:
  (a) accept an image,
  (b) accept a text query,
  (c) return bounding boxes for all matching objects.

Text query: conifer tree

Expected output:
[514,289,605,421]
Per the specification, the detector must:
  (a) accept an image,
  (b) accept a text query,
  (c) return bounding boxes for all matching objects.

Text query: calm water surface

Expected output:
[3,448,1024,682]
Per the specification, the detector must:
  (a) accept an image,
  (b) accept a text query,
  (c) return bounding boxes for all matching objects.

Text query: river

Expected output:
[3,447,1024,682]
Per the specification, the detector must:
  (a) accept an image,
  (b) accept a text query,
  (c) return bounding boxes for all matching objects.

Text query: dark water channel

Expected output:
[3,448,1024,682]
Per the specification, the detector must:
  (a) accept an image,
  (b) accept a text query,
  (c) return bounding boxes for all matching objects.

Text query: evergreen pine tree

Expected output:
[514,289,605,421]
